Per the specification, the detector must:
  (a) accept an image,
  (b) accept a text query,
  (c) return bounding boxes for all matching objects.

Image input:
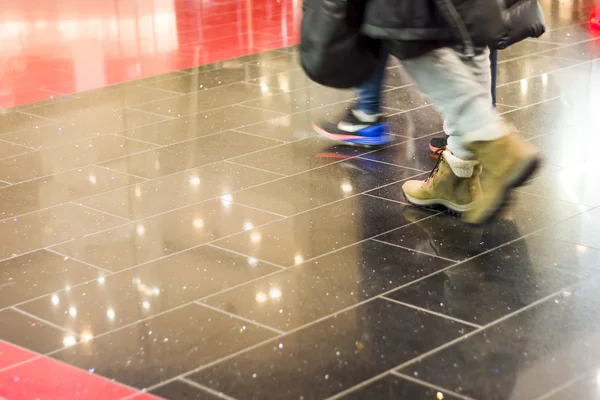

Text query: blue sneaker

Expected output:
[313,109,392,147]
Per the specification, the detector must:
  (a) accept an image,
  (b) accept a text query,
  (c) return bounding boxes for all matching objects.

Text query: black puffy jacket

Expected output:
[496,0,546,49]
[362,0,545,58]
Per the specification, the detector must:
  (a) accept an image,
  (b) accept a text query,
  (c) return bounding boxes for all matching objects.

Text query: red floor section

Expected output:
[0,341,155,400]
[0,0,300,109]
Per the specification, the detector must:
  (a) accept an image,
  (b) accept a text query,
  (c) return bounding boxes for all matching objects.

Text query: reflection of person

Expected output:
[312,0,546,225]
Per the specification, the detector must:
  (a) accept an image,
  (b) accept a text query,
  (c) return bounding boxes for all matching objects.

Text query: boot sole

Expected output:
[467,155,541,227]
[403,193,473,214]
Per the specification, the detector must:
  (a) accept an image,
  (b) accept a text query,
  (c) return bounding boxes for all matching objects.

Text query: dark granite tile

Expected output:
[377,191,587,260]
[538,23,600,44]
[213,195,436,267]
[0,250,100,309]
[339,374,463,400]
[205,240,453,331]
[538,37,600,60]
[360,135,441,171]
[496,55,582,85]
[536,206,600,250]
[0,309,69,354]
[236,102,355,142]
[18,246,280,335]
[99,131,280,179]
[543,374,600,400]
[51,303,277,389]
[0,112,54,136]
[0,140,31,159]
[78,161,280,220]
[230,159,421,216]
[188,299,474,399]
[385,106,444,139]
[132,83,280,117]
[0,135,155,183]
[497,40,560,62]
[230,136,369,176]
[24,86,178,118]
[248,69,319,93]
[0,165,142,218]
[240,86,356,114]
[518,160,600,207]
[382,86,429,111]
[1,109,170,149]
[142,65,281,93]
[50,199,282,272]
[116,105,284,146]
[385,237,580,325]
[398,278,600,400]
[150,380,224,400]
[503,98,582,137]
[0,203,127,259]
[382,66,415,88]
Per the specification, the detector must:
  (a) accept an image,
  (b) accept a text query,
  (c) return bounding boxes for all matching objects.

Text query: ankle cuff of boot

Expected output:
[444,150,479,178]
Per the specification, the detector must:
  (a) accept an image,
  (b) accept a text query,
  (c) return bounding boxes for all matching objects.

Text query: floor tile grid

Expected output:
[326,277,588,400]
[0,171,429,322]
[0,35,591,173]
[389,371,472,400]
[535,370,597,400]
[139,200,594,395]
[0,126,420,226]
[0,208,443,386]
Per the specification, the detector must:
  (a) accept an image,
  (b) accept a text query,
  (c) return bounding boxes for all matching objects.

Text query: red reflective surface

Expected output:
[0,0,300,109]
[0,341,154,399]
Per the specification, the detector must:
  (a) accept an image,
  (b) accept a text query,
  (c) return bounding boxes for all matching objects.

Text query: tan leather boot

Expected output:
[402,150,482,213]
[463,131,540,226]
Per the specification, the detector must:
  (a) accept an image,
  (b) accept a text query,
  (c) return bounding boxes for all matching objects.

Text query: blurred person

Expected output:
[312,49,498,152]
[305,0,545,225]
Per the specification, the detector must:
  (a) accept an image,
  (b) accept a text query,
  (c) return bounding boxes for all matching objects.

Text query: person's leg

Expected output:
[354,51,388,117]
[489,48,498,107]
[313,50,392,146]
[398,46,539,224]
[429,47,497,155]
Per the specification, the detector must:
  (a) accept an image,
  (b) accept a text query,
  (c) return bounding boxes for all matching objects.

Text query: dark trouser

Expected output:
[355,48,498,115]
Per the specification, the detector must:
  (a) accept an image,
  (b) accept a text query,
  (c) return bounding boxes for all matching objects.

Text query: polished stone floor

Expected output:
[2,0,600,399]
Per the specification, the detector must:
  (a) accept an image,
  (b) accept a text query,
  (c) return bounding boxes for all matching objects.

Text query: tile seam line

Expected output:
[0,132,407,222]
[43,247,115,275]
[195,302,285,335]
[496,36,596,64]
[179,377,239,400]
[67,201,134,222]
[206,243,286,269]
[496,57,596,87]
[0,116,175,151]
[326,280,584,400]
[1,188,432,311]
[380,296,482,328]
[223,158,288,177]
[9,307,79,337]
[534,371,596,400]
[370,238,458,263]
[117,208,584,392]
[12,211,444,379]
[391,372,475,400]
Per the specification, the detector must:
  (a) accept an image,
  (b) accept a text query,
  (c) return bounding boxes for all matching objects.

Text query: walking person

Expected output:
[312,48,498,153]
[301,0,546,225]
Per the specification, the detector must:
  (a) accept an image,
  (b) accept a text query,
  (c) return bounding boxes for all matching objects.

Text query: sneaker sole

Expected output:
[313,124,393,147]
[403,193,473,214]
[467,155,541,226]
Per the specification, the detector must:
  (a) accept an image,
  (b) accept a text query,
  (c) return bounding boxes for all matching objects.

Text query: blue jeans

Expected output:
[355,48,498,115]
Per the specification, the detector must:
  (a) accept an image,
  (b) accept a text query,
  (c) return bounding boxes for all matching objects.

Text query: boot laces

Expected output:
[425,148,445,184]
